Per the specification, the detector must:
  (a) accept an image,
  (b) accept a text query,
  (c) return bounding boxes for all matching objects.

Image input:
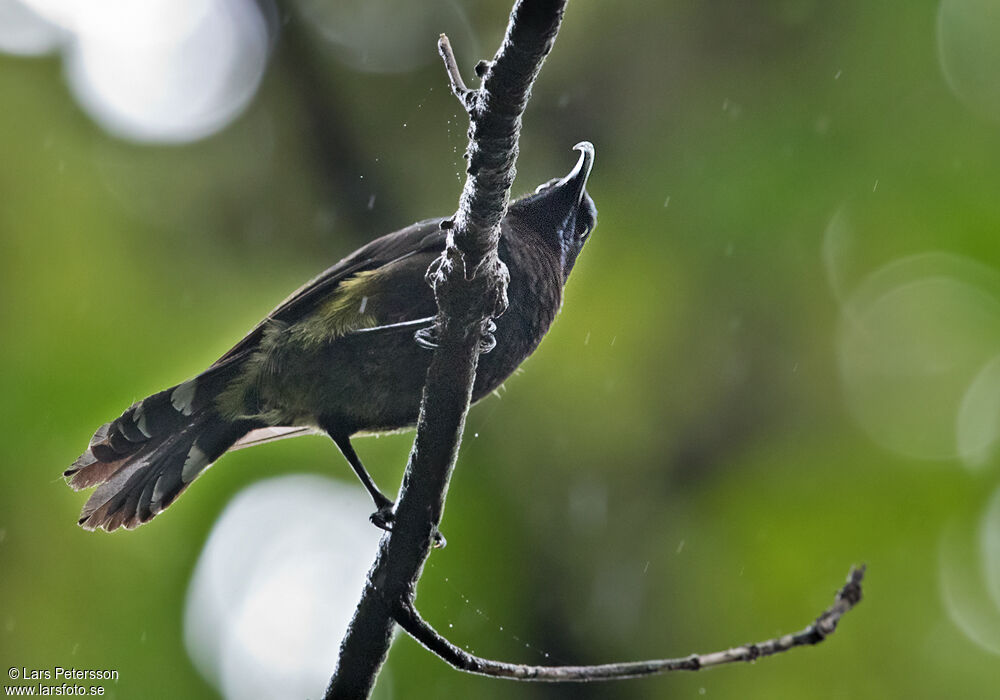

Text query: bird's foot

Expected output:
[415,318,496,354]
[369,503,395,532]
[478,318,497,354]
[414,323,439,350]
[368,505,445,548]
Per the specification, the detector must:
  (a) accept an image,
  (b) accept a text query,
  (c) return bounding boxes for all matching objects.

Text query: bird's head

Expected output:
[507,141,597,280]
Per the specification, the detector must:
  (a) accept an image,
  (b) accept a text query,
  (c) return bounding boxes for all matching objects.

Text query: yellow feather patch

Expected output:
[215,270,382,421]
[293,270,380,345]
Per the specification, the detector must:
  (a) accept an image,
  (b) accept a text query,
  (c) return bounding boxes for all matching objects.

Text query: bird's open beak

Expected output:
[556,141,595,205]
[534,141,595,203]
[516,141,597,251]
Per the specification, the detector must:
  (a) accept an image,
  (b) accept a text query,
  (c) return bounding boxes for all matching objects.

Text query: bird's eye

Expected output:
[574,205,596,241]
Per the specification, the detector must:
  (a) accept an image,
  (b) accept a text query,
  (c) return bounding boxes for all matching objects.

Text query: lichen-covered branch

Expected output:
[450,0,567,269]
[393,566,865,682]
[323,2,568,698]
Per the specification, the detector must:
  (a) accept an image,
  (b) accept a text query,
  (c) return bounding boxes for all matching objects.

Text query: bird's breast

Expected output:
[472,241,563,400]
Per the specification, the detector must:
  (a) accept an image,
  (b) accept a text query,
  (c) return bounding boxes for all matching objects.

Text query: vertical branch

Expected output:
[451,0,567,269]
[324,1,568,698]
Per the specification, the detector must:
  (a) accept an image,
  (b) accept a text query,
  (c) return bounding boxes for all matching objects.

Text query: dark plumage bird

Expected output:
[64,142,597,532]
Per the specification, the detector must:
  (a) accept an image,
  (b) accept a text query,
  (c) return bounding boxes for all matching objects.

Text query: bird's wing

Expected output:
[211,218,447,367]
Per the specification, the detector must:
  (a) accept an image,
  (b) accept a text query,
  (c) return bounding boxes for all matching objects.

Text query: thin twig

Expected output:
[438,34,470,102]
[394,566,866,681]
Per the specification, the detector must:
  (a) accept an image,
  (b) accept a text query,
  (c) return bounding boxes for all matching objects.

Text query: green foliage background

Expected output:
[3,1,1000,698]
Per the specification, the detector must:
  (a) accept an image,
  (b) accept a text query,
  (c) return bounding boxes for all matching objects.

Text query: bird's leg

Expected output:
[329,433,395,530]
[329,433,447,546]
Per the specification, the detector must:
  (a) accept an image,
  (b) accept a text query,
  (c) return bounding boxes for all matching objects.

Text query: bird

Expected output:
[64,142,597,533]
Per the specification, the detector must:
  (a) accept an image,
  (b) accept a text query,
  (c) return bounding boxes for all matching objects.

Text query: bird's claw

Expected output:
[414,324,439,350]
[369,505,445,548]
[479,318,497,354]
[369,504,395,531]
[415,319,496,354]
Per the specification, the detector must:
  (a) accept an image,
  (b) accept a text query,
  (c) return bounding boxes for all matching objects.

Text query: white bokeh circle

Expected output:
[0,0,65,56]
[185,474,382,700]
[838,253,1000,461]
[938,0,1000,122]
[4,0,272,143]
[939,487,1000,656]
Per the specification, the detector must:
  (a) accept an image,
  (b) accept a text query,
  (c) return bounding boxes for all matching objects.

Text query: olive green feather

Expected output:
[215,270,380,422]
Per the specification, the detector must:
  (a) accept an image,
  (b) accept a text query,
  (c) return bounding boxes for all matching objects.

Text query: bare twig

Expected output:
[437,34,470,102]
[393,566,865,681]
[324,2,568,698]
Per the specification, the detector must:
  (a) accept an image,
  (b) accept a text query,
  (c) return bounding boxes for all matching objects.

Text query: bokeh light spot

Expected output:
[838,253,1000,460]
[957,353,1000,471]
[821,204,855,306]
[938,0,1000,122]
[0,0,64,56]
[64,0,270,143]
[185,475,381,700]
[4,0,272,143]
[983,488,1000,614]
[939,486,1000,656]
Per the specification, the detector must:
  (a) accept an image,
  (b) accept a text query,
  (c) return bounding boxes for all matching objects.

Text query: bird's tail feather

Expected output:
[66,371,251,531]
